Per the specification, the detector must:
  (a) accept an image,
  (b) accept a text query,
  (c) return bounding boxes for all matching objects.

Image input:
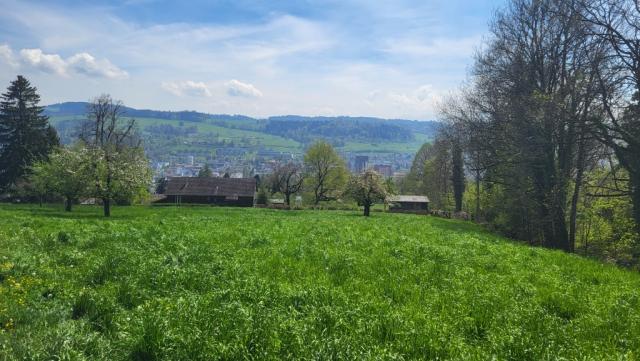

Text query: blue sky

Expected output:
[0,0,504,119]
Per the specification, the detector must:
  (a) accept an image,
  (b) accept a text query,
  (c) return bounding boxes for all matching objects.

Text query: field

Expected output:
[49,116,302,153]
[1,205,639,360]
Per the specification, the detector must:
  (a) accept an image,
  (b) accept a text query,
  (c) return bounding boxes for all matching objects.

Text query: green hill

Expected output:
[0,205,638,360]
[45,102,438,158]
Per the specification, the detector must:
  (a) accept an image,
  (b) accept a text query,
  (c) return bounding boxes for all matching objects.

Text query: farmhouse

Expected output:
[387,195,430,214]
[161,177,256,206]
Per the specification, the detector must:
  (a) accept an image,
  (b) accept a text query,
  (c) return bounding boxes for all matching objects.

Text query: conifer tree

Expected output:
[0,75,59,191]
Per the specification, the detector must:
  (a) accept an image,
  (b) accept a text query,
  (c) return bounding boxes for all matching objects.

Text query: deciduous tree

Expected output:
[30,145,92,211]
[304,141,348,204]
[345,169,388,216]
[269,162,304,206]
[579,0,640,235]
[81,94,151,216]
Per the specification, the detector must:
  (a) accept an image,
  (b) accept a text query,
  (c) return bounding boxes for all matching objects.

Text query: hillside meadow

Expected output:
[48,115,431,155]
[0,205,639,360]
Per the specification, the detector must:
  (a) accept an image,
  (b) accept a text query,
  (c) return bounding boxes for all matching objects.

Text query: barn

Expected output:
[160,177,256,206]
[387,195,430,214]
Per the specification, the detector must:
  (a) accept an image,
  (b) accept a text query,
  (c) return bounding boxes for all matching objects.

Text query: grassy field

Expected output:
[49,116,303,153]
[0,205,639,360]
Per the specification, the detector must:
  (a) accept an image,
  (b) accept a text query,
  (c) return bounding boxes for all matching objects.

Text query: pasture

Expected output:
[0,205,639,360]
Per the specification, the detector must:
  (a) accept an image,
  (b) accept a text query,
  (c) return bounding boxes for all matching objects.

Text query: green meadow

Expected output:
[49,116,302,153]
[0,205,639,360]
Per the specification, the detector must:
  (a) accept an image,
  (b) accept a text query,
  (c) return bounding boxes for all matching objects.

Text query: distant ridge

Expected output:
[44,102,440,134]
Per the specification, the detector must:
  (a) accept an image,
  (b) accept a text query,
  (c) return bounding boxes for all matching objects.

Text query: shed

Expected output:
[387,195,430,213]
[160,177,256,206]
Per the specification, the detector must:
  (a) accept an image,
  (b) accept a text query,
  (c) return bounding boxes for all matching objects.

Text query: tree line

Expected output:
[403,0,640,266]
[264,119,414,144]
[256,139,391,217]
[0,76,152,216]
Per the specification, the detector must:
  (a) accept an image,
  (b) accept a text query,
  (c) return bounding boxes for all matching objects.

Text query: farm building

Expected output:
[160,177,256,206]
[387,195,430,214]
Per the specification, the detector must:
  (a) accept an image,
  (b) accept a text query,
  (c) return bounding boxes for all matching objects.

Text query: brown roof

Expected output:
[164,177,256,197]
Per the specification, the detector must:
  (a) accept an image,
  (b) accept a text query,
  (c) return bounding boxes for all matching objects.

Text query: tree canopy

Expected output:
[304,140,348,205]
[0,76,58,191]
[81,95,151,216]
[345,169,388,217]
[30,145,92,212]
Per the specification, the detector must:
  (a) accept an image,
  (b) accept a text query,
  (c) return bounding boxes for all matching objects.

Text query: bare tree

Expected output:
[269,162,304,207]
[437,0,607,250]
[579,0,640,235]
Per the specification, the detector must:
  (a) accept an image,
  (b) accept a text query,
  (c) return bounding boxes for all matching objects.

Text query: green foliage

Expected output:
[264,117,415,144]
[0,205,639,360]
[91,146,152,203]
[197,164,212,178]
[345,169,388,216]
[49,112,435,158]
[402,139,453,210]
[576,167,640,266]
[384,177,397,195]
[29,144,93,211]
[303,140,348,204]
[0,76,59,191]
[256,186,268,205]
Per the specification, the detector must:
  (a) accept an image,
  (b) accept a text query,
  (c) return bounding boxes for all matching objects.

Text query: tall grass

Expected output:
[0,205,638,360]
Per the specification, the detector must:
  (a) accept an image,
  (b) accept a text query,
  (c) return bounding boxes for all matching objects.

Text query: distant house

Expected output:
[160,177,256,206]
[387,195,430,214]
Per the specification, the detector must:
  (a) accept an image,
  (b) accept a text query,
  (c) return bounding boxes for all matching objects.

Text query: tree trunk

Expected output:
[568,139,586,252]
[103,198,111,217]
[474,169,481,222]
[285,193,291,207]
[631,169,640,236]
[542,201,570,251]
[65,197,72,212]
[451,142,465,212]
[534,138,570,251]
[363,203,371,217]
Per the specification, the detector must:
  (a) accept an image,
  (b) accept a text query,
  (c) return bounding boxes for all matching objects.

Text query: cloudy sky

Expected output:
[0,0,504,120]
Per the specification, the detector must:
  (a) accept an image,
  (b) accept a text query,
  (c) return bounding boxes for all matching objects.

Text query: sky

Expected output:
[0,0,505,120]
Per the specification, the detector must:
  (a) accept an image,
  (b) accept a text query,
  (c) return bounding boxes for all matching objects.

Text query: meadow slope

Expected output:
[0,205,639,360]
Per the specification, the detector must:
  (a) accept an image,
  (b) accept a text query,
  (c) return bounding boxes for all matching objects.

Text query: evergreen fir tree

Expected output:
[0,75,59,191]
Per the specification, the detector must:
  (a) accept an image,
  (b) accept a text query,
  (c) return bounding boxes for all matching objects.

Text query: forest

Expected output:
[402,0,640,268]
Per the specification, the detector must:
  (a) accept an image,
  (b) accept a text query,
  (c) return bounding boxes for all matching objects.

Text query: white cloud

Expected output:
[0,1,484,119]
[67,53,128,79]
[19,48,67,75]
[225,79,263,98]
[0,44,18,67]
[161,80,212,97]
[366,84,442,117]
[0,44,128,79]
